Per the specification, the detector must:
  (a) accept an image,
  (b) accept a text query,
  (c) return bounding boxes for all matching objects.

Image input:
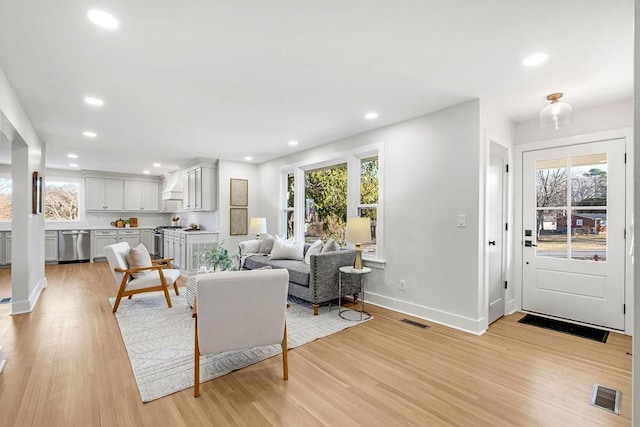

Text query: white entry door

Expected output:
[522,139,626,330]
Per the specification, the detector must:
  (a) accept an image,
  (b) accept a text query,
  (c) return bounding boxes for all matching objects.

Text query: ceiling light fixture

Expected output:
[153,163,161,167]
[540,93,573,130]
[364,112,378,120]
[288,140,299,146]
[84,96,104,106]
[82,131,97,138]
[67,153,79,159]
[143,170,150,174]
[244,156,253,161]
[69,163,79,168]
[87,10,119,29]
[522,53,548,67]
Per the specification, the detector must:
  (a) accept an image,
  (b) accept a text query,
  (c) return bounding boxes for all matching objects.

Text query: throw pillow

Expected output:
[304,239,324,265]
[321,238,341,253]
[269,239,304,260]
[126,243,152,278]
[239,239,261,255]
[258,234,275,254]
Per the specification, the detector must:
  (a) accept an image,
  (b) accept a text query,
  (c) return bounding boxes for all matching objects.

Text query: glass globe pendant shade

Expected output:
[540,93,572,130]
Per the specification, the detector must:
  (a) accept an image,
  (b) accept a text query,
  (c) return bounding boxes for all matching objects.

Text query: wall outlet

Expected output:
[399,280,406,291]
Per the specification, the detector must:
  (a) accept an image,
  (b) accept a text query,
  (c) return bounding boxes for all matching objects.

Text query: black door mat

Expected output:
[518,314,609,343]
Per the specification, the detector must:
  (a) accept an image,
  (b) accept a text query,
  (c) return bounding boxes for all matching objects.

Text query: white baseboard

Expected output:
[0,345,6,373]
[11,277,47,315]
[365,291,487,335]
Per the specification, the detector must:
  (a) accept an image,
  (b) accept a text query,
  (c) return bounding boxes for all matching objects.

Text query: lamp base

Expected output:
[353,244,363,269]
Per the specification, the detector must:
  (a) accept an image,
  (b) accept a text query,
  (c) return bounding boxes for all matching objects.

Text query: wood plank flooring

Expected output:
[0,263,632,426]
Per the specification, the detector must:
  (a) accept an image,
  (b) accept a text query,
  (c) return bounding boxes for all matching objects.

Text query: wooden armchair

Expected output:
[193,269,290,397]
[104,242,181,313]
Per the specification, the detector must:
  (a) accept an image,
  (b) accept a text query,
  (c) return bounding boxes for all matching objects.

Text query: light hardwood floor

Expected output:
[0,263,632,426]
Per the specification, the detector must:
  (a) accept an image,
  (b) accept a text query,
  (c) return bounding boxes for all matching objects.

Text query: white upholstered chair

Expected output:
[193,268,290,397]
[104,241,181,313]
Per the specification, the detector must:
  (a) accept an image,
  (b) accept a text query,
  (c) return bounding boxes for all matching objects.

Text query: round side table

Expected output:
[338,266,372,321]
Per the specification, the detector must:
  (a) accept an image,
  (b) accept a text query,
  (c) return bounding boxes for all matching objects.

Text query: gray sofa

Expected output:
[240,242,356,315]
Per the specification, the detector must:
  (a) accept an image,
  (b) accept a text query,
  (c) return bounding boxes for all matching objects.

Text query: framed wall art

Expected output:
[230,178,248,206]
[230,207,248,235]
[32,171,43,214]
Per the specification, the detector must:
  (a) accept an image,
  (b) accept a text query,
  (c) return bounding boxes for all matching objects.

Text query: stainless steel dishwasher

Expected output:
[58,230,91,263]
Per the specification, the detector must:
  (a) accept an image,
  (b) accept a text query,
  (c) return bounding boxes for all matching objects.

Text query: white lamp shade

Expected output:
[249,217,267,235]
[345,217,371,244]
[540,101,572,130]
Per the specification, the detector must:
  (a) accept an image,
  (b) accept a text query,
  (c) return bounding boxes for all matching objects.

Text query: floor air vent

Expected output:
[400,319,430,329]
[590,384,621,414]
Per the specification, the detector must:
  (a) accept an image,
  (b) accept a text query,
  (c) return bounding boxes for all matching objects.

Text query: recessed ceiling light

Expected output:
[143,170,150,174]
[364,112,378,120]
[522,53,548,67]
[84,96,104,106]
[244,156,253,161]
[87,10,119,29]
[82,131,97,138]
[67,153,79,159]
[288,140,299,146]
[152,163,161,167]
[69,163,79,168]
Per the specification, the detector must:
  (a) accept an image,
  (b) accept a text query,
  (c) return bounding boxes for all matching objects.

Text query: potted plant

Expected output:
[196,241,239,273]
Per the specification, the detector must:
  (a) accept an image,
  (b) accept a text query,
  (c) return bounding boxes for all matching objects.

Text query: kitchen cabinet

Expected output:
[45,231,58,263]
[182,166,217,211]
[91,229,141,261]
[172,232,182,271]
[86,178,124,211]
[124,181,160,212]
[140,229,154,255]
[164,231,173,261]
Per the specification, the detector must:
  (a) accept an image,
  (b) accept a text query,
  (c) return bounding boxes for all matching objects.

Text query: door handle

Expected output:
[488,240,496,246]
[524,240,537,247]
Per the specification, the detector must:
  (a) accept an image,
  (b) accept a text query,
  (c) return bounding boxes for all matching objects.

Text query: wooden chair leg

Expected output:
[173,281,180,295]
[162,284,172,308]
[112,294,123,313]
[313,304,319,315]
[194,317,200,397]
[281,324,288,380]
[128,295,133,299]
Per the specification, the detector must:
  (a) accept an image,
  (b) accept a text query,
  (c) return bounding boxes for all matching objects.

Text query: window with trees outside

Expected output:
[0,176,11,221]
[45,180,80,221]
[283,147,381,260]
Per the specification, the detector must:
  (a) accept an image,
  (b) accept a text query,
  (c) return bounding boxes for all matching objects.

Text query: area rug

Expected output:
[111,293,370,402]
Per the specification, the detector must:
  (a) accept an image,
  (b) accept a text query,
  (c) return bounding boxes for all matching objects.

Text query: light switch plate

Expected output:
[457,214,466,227]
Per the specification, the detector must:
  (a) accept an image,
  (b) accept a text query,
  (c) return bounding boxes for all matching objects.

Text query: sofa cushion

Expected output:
[244,255,310,287]
[304,239,323,265]
[258,234,275,254]
[239,239,261,255]
[321,238,341,253]
[269,239,304,260]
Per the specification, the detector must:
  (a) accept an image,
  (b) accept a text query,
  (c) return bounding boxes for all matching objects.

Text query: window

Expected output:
[0,176,11,221]
[304,163,347,243]
[45,180,80,221]
[281,145,382,260]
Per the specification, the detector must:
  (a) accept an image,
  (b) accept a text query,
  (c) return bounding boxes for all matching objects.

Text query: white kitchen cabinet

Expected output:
[178,234,187,271]
[45,231,58,263]
[86,178,124,211]
[182,166,217,211]
[2,232,10,265]
[140,229,154,255]
[164,231,173,261]
[91,229,141,261]
[172,232,182,271]
[124,181,160,212]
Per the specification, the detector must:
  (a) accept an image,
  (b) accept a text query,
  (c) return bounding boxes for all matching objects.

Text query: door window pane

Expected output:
[570,210,607,261]
[536,158,567,207]
[536,209,567,259]
[571,153,607,207]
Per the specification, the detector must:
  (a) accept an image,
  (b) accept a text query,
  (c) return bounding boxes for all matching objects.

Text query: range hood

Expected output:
[161,171,184,201]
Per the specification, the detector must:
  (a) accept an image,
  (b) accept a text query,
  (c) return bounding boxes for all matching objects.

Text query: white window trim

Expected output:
[279,142,384,264]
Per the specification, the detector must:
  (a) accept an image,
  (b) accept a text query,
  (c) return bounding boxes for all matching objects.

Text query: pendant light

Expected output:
[540,93,572,130]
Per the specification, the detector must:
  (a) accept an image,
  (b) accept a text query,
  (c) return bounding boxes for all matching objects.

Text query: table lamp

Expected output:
[345,217,371,269]
[249,217,267,239]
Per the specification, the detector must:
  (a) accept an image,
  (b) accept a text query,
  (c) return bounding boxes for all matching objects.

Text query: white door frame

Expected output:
[481,131,513,332]
[514,127,634,335]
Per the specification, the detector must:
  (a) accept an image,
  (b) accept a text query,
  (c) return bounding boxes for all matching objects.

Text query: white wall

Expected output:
[0,66,46,315]
[257,100,485,333]
[515,99,633,145]
[631,0,639,422]
[217,160,259,254]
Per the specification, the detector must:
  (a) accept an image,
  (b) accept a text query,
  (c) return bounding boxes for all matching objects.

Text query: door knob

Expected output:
[488,240,496,246]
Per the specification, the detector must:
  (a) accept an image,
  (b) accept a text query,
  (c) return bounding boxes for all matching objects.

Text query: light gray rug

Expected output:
[111,293,370,402]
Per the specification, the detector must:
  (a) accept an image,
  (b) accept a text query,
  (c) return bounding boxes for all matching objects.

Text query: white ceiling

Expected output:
[0,0,633,176]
